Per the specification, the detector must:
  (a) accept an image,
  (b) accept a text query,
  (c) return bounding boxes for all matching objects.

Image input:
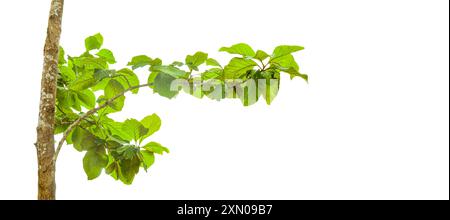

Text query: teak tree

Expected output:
[36,0,308,200]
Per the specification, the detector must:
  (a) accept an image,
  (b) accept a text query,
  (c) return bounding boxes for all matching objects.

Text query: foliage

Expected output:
[55,33,307,184]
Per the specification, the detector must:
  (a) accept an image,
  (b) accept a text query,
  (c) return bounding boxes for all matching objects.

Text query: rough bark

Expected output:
[35,0,64,200]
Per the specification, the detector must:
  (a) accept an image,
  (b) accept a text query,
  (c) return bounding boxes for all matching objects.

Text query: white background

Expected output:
[0,0,448,200]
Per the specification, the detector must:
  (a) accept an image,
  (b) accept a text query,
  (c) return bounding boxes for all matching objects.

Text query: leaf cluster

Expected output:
[56,34,167,184]
[55,33,307,184]
[136,42,308,106]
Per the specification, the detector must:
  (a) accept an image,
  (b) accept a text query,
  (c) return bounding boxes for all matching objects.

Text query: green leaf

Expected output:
[202,68,223,80]
[55,123,68,135]
[72,127,101,152]
[93,69,114,81]
[220,43,256,57]
[72,57,108,70]
[147,71,158,89]
[57,89,76,110]
[143,142,169,155]
[270,54,299,71]
[106,140,122,150]
[58,66,76,82]
[171,61,184,67]
[271,45,304,60]
[206,58,222,68]
[83,148,108,180]
[58,46,66,64]
[127,55,153,70]
[91,78,110,92]
[151,65,189,79]
[270,54,308,82]
[223,58,258,79]
[295,72,308,82]
[104,79,125,111]
[122,119,149,142]
[69,74,97,91]
[280,67,309,82]
[186,51,208,70]
[116,68,140,94]
[105,161,119,180]
[254,50,269,61]
[140,150,155,171]
[105,79,125,98]
[118,157,140,185]
[153,72,180,99]
[102,118,131,142]
[75,89,96,109]
[140,114,161,140]
[96,49,116,64]
[85,33,104,51]
[116,145,139,160]
[150,58,163,66]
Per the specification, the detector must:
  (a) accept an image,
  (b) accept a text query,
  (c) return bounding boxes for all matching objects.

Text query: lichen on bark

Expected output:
[35,0,64,200]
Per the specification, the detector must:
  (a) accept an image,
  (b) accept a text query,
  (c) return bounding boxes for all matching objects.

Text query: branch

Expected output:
[53,83,152,163]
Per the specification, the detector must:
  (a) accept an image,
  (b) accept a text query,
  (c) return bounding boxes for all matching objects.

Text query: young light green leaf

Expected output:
[186,51,208,70]
[58,66,76,82]
[283,68,308,82]
[85,33,104,51]
[254,50,269,61]
[220,43,256,57]
[150,58,163,66]
[117,68,140,94]
[96,49,116,64]
[206,58,222,68]
[151,65,189,79]
[122,119,149,142]
[140,150,155,171]
[143,142,169,155]
[72,57,108,70]
[271,45,304,60]
[58,46,66,64]
[270,54,307,82]
[223,58,258,79]
[295,73,308,82]
[147,71,158,89]
[127,55,153,70]
[270,54,299,71]
[140,114,161,140]
[171,61,184,67]
[101,118,132,142]
[83,149,108,180]
[202,68,223,80]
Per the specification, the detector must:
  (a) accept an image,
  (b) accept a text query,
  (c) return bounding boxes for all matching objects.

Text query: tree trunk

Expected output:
[35,0,64,200]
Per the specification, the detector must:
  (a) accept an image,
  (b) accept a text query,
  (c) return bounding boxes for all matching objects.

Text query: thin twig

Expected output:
[52,83,152,163]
